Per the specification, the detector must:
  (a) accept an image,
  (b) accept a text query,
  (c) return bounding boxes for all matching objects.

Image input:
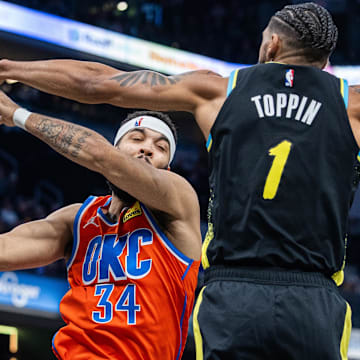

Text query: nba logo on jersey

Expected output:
[135,118,143,126]
[285,69,294,87]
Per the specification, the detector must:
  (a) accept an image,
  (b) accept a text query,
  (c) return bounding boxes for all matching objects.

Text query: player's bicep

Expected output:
[0,203,80,271]
[96,70,224,113]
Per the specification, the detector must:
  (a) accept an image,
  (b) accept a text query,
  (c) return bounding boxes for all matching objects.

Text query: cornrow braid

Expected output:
[274,2,338,53]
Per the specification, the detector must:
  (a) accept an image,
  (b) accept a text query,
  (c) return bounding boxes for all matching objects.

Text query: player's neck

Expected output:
[107,195,129,221]
[272,51,326,69]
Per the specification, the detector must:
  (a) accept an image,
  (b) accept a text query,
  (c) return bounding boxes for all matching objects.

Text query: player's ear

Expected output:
[267,33,280,61]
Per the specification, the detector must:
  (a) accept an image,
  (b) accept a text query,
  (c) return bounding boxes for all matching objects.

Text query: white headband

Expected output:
[114,115,176,163]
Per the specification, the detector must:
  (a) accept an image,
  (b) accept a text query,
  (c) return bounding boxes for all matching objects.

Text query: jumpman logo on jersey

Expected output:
[83,216,100,229]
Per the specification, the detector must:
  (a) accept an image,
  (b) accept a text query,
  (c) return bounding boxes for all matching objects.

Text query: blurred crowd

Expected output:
[7,0,360,65]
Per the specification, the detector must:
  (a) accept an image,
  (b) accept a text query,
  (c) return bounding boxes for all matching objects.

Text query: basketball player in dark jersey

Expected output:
[0,2,359,358]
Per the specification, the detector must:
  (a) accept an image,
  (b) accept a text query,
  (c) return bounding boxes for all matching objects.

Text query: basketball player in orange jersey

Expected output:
[0,94,202,359]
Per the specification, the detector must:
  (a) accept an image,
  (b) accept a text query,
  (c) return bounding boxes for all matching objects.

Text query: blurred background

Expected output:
[0,0,360,358]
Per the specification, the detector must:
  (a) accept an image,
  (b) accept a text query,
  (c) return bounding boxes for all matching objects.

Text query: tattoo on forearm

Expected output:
[71,130,91,157]
[34,118,92,158]
[111,70,200,88]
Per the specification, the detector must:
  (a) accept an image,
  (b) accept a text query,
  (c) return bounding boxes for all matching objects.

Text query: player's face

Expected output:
[258,26,271,63]
[117,128,171,169]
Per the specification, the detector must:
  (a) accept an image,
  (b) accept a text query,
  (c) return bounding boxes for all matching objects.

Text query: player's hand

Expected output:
[0,90,20,127]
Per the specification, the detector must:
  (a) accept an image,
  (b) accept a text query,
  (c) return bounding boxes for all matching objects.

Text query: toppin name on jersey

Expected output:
[251,93,322,125]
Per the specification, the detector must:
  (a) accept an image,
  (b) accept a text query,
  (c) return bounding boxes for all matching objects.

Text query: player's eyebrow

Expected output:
[128,128,170,147]
[128,128,145,135]
[156,135,170,146]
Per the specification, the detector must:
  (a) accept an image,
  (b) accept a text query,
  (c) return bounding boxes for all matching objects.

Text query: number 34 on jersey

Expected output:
[82,228,153,325]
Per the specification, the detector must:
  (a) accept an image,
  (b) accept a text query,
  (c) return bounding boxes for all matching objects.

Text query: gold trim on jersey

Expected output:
[193,286,206,360]
[201,223,213,269]
[226,69,240,97]
[231,69,239,89]
[340,78,349,109]
[340,302,352,360]
[265,61,287,65]
[206,135,213,152]
[332,269,344,287]
[202,190,214,270]
[332,236,348,286]
[203,69,240,261]
[340,78,345,98]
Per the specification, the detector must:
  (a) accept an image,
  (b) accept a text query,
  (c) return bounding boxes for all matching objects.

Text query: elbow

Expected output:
[89,79,123,104]
[75,76,106,104]
[79,73,118,105]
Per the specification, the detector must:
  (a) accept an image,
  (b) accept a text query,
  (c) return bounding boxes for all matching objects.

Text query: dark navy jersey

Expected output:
[202,62,359,283]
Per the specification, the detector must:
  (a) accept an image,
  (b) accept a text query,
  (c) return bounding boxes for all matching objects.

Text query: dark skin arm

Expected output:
[0,59,228,138]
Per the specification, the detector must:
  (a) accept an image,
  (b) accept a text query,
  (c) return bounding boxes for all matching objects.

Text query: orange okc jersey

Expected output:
[53,195,200,360]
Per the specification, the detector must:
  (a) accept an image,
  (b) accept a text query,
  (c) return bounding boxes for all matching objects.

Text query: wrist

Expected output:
[0,59,13,77]
[12,107,32,130]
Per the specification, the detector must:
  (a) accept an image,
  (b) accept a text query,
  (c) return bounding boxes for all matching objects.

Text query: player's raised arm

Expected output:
[0,59,227,136]
[0,91,199,222]
[0,204,79,271]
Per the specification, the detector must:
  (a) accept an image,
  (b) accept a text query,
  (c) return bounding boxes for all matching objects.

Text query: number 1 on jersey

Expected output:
[263,140,292,200]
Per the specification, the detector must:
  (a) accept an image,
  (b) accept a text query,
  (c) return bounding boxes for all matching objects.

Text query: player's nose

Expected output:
[139,145,153,157]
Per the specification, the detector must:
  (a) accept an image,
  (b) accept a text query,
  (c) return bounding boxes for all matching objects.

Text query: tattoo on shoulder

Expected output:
[111,70,206,88]
[35,118,92,158]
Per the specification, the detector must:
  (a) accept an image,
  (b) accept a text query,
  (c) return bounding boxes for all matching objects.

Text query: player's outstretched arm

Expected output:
[0,91,199,224]
[0,204,80,271]
[0,59,122,104]
[0,59,227,137]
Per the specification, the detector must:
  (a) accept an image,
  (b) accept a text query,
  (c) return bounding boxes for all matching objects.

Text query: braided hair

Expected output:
[269,2,338,62]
